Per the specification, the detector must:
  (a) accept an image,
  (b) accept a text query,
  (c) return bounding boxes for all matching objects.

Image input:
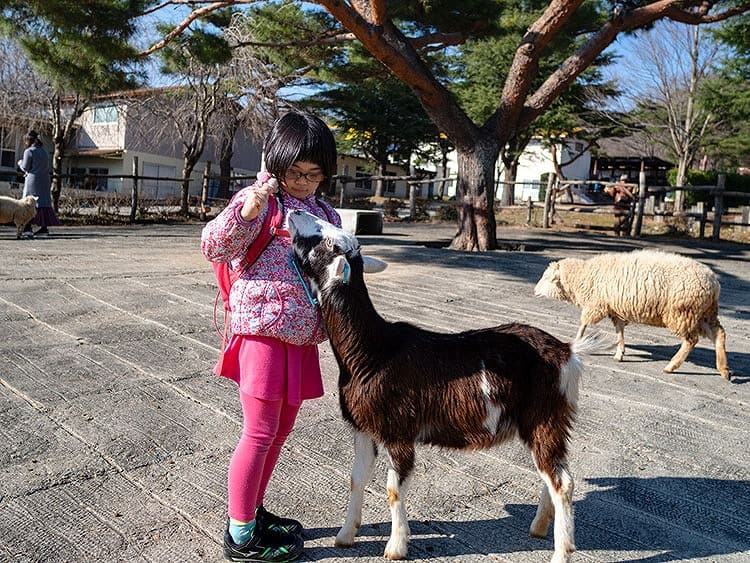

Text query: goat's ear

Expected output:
[330,255,349,281]
[363,256,387,273]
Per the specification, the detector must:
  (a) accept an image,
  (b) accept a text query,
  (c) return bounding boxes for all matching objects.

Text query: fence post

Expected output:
[129,156,139,223]
[631,170,647,237]
[408,180,417,219]
[542,173,555,229]
[742,206,750,233]
[338,178,347,207]
[711,173,726,241]
[696,202,706,239]
[526,197,533,223]
[200,161,211,221]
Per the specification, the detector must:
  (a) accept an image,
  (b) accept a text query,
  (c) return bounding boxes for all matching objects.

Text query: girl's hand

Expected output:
[240,172,279,221]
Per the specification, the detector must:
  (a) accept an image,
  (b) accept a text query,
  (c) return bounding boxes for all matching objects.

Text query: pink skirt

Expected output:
[215,334,324,406]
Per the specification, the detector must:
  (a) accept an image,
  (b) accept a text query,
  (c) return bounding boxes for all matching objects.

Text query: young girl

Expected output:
[201,112,341,562]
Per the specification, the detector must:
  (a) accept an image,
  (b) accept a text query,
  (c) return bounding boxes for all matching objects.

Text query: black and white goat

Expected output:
[288,210,600,563]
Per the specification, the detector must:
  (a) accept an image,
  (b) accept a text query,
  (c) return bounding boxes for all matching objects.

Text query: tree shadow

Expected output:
[303,476,750,561]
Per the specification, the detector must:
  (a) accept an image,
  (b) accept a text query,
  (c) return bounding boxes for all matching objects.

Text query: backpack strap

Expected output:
[316,197,337,224]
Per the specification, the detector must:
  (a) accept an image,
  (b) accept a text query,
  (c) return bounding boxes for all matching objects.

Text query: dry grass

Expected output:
[489,205,750,245]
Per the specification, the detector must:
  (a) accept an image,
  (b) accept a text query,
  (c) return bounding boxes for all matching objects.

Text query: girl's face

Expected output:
[281,161,325,199]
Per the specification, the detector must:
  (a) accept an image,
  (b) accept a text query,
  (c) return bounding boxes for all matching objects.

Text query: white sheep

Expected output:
[0,195,37,239]
[534,249,731,380]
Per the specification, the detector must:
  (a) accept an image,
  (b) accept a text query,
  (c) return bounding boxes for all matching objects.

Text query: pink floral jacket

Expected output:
[201,182,340,346]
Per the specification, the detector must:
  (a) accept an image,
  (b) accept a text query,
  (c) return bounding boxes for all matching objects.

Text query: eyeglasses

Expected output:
[285,170,326,183]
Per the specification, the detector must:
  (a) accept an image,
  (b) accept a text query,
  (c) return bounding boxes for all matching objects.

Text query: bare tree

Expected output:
[0,39,89,209]
[621,21,721,210]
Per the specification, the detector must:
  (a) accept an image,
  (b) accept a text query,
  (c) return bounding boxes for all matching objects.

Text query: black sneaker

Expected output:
[255,505,304,537]
[223,520,303,562]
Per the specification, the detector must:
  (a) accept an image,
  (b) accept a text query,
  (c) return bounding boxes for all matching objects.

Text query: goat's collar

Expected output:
[288,253,318,307]
[341,260,351,285]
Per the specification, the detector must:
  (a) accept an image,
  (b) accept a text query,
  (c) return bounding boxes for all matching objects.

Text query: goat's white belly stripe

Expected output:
[480,372,502,433]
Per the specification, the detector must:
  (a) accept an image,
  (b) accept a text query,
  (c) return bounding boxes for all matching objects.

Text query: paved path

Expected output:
[1,222,748,563]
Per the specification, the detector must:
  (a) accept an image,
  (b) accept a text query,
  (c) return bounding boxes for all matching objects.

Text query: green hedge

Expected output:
[668,169,750,207]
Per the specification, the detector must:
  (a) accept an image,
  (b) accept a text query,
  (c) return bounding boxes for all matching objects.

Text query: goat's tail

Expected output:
[561,332,611,406]
[571,331,612,356]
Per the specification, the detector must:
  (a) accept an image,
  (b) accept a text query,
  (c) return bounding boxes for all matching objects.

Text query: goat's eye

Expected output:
[325,238,334,250]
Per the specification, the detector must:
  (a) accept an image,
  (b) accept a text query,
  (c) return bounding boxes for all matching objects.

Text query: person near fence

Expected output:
[606,174,635,236]
[18,131,59,237]
[201,111,341,562]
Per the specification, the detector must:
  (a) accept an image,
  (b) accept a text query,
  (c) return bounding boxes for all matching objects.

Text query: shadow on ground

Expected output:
[303,477,750,562]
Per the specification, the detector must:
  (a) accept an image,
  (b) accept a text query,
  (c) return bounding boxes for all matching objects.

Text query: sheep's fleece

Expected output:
[0,195,37,239]
[535,249,730,379]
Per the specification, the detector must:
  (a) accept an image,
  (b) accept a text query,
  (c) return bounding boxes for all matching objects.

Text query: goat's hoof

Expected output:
[384,536,408,560]
[550,553,573,563]
[662,366,675,374]
[529,517,551,538]
[334,528,356,547]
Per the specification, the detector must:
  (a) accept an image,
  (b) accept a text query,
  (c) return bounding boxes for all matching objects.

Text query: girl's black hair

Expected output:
[263,112,337,194]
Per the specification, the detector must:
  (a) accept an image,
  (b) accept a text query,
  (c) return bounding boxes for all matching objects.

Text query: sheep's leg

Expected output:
[383,444,414,560]
[663,336,698,374]
[709,320,731,380]
[336,431,378,548]
[611,317,627,361]
[577,308,606,341]
[575,323,587,340]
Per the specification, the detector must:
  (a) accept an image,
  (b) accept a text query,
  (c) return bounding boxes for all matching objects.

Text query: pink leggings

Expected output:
[227,391,300,522]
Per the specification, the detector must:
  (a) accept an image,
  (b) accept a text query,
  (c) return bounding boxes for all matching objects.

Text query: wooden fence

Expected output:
[536,173,750,241]
[7,163,748,240]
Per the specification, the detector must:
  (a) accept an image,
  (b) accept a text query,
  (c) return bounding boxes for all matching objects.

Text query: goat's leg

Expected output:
[336,431,378,548]
[529,483,554,538]
[611,317,627,361]
[383,444,415,560]
[663,335,698,374]
[709,319,731,380]
[531,442,575,563]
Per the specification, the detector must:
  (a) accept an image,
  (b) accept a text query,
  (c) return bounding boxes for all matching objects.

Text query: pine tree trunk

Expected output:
[374,158,387,198]
[449,143,499,251]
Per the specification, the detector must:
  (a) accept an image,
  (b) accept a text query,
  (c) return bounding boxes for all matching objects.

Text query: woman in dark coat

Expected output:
[19,130,59,236]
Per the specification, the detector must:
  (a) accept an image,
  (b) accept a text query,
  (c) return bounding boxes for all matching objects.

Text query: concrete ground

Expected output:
[0,221,748,563]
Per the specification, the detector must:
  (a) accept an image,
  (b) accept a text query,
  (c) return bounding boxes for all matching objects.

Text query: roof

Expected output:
[594,133,672,162]
[63,148,123,158]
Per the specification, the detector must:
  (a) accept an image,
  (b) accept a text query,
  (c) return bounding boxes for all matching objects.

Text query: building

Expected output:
[419,137,591,202]
[591,135,673,186]
[65,89,262,200]
[1,89,263,200]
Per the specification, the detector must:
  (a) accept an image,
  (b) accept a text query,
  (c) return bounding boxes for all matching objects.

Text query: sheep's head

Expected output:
[287,210,387,294]
[534,261,565,301]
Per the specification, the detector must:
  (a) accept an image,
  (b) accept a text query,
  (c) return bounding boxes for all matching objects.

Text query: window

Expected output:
[384,171,396,194]
[93,104,118,124]
[142,162,177,198]
[0,127,15,168]
[87,168,109,191]
[68,166,86,188]
[354,166,372,190]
